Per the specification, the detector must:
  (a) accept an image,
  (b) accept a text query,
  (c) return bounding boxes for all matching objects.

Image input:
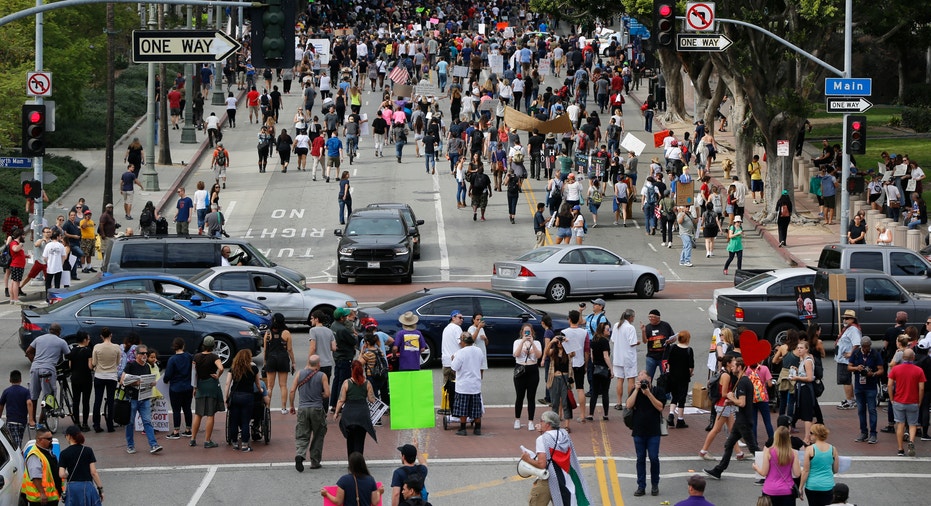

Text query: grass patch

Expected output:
[0,155,88,224]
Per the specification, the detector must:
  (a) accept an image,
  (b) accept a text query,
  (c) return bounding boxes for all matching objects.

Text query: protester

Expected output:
[290,355,330,472]
[522,411,592,505]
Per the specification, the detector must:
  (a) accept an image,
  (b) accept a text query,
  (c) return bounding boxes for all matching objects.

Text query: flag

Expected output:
[389,66,409,85]
[545,431,592,505]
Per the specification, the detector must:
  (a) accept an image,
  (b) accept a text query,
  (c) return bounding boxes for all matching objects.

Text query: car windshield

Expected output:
[515,248,558,262]
[378,290,430,310]
[346,217,405,236]
[736,273,776,291]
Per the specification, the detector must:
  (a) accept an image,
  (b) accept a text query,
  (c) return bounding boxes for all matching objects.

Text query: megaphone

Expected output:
[517,458,549,480]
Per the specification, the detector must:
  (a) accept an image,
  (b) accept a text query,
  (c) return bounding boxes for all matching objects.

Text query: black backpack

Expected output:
[0,244,10,269]
[216,149,228,166]
[139,208,154,227]
[369,348,388,382]
[707,370,723,405]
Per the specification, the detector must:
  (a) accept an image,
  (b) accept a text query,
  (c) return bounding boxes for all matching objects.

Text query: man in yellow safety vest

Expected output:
[22,427,62,504]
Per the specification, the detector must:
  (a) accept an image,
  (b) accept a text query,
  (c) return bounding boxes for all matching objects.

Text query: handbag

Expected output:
[593,364,611,379]
[514,364,527,378]
[113,397,131,426]
[812,378,825,397]
[622,405,635,429]
[567,389,578,410]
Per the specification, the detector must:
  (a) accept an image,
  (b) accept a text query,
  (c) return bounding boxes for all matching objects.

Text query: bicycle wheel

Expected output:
[60,383,79,425]
[42,397,59,434]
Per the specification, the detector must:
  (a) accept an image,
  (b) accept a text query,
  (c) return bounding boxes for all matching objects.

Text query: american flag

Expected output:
[388,65,409,85]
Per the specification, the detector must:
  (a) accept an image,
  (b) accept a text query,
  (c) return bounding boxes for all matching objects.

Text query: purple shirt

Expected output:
[675,496,715,506]
[395,329,425,371]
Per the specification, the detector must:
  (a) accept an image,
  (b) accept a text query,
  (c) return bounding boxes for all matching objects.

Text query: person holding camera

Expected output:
[627,370,666,497]
[544,332,574,432]
[513,323,543,431]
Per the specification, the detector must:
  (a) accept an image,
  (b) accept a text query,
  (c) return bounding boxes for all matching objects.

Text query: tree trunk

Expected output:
[103,3,115,208]
[656,49,688,124]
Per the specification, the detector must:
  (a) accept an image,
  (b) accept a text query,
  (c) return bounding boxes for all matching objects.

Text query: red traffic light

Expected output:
[27,110,43,123]
[658,4,672,17]
[851,121,861,130]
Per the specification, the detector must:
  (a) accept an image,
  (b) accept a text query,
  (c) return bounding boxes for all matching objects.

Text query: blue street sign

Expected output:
[0,157,33,168]
[824,78,872,97]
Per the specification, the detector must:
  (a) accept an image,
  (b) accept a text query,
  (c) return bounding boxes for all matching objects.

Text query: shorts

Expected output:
[893,403,919,425]
[80,238,96,258]
[122,190,134,205]
[170,108,181,116]
[471,192,489,210]
[588,202,601,214]
[613,198,627,212]
[572,366,586,389]
[9,266,24,283]
[556,227,571,238]
[572,228,585,239]
[195,396,225,417]
[26,261,46,279]
[823,195,836,209]
[751,180,763,192]
[327,155,341,168]
[295,147,308,156]
[613,364,637,379]
[214,166,227,178]
[715,404,736,417]
[451,392,484,420]
[265,353,291,373]
[836,363,851,385]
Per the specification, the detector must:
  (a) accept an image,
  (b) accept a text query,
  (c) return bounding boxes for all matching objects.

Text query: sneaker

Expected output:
[921,435,931,441]
[754,478,765,485]
[837,400,855,410]
[907,441,916,456]
[538,398,549,406]
[455,429,468,436]
[126,447,137,454]
[514,419,521,430]
[182,431,193,437]
[898,449,906,456]
[528,422,535,431]
[667,243,672,249]
[735,452,746,461]
[166,433,181,440]
[703,468,722,480]
[683,262,693,267]
[738,440,747,448]
[667,414,675,427]
[295,456,305,472]
[204,441,219,448]
[881,425,896,433]
[651,486,659,496]
[634,488,646,497]
[473,428,482,436]
[676,419,689,429]
[868,435,878,444]
[699,450,715,460]
[374,421,383,427]
[855,434,868,442]
[150,445,163,454]
[189,440,197,447]
[241,446,253,452]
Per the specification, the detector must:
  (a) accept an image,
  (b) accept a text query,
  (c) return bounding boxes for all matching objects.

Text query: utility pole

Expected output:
[103,2,115,208]
[211,5,225,106]
[157,5,171,165]
[32,0,44,233]
[839,0,852,243]
[180,3,197,144]
[141,2,159,190]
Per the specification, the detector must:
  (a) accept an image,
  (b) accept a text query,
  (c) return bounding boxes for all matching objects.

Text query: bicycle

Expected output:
[347,135,358,164]
[37,362,78,434]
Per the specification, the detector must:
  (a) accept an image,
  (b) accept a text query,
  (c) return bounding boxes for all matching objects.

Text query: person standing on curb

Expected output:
[189,336,225,449]
[451,333,485,436]
[174,187,193,236]
[888,348,925,457]
[677,205,696,267]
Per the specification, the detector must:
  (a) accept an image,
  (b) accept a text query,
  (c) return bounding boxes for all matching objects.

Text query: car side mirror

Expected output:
[416,219,425,225]
[520,312,531,322]
[334,229,343,237]
[172,314,186,324]
[190,295,203,306]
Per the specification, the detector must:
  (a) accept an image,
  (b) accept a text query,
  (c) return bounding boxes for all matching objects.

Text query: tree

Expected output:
[529,0,627,25]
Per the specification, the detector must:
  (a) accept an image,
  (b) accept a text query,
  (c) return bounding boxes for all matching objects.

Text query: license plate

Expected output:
[367,261,380,269]
[499,267,514,277]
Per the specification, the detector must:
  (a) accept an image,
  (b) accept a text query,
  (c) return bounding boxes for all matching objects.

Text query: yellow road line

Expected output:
[607,456,624,506]
[522,178,553,245]
[595,457,610,505]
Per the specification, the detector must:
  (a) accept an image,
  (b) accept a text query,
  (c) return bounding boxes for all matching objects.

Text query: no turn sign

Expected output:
[685,3,715,32]
[26,72,52,97]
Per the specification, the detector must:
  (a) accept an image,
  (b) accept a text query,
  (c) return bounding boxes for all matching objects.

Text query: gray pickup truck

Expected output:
[713,269,931,342]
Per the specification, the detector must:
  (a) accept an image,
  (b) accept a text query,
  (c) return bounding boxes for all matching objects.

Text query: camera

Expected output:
[640,380,649,390]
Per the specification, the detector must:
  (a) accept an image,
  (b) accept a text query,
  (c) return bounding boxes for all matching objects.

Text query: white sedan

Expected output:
[708,267,816,323]
[190,266,357,325]
[491,245,665,302]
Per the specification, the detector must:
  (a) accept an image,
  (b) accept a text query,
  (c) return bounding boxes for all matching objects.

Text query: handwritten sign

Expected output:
[452,65,470,78]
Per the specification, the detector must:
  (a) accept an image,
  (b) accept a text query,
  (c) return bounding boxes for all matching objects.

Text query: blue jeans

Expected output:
[645,356,661,380]
[395,141,405,159]
[449,152,460,172]
[338,198,352,224]
[438,73,447,92]
[197,208,208,230]
[855,387,878,436]
[127,398,158,449]
[679,233,693,264]
[643,204,657,234]
[633,435,661,490]
[329,360,352,410]
[753,401,775,442]
[644,110,654,132]
[425,153,436,173]
[456,180,467,205]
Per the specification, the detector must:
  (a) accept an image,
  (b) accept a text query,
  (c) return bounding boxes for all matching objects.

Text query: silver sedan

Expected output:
[491,245,665,302]
[190,266,358,325]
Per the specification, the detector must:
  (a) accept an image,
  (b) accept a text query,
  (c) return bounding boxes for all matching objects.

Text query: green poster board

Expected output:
[388,370,435,429]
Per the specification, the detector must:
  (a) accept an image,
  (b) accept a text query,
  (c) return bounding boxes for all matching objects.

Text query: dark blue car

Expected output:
[358,287,569,366]
[49,273,272,330]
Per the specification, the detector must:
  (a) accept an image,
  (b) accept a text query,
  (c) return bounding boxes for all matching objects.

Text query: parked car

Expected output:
[18,291,262,367]
[358,287,570,365]
[102,235,305,286]
[708,267,816,323]
[490,245,665,302]
[189,266,357,326]
[363,203,425,259]
[334,208,416,284]
[817,243,931,294]
[0,419,24,505]
[48,273,273,330]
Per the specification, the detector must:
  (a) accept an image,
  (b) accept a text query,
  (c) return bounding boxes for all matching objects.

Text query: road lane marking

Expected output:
[607,457,624,506]
[225,200,237,220]
[595,457,609,505]
[648,243,657,253]
[662,262,681,280]
[187,465,217,506]
[431,171,451,281]
[522,179,552,245]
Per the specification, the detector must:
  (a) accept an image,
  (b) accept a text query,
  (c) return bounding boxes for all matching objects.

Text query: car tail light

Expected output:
[22,320,42,332]
[518,266,536,277]
[47,296,62,304]
[492,265,497,275]
[734,307,745,322]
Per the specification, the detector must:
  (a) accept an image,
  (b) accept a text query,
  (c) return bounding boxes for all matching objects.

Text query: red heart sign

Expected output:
[739,330,771,367]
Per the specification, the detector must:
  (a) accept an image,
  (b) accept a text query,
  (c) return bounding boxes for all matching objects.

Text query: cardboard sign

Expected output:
[393,84,413,98]
[620,133,647,156]
[675,180,694,206]
[653,129,670,148]
[488,54,504,74]
[795,284,817,319]
[452,65,470,78]
[538,58,551,76]
[478,98,498,112]
[414,83,440,97]
[135,398,169,432]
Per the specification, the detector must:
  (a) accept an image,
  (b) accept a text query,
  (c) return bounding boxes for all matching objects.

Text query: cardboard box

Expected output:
[692,382,711,410]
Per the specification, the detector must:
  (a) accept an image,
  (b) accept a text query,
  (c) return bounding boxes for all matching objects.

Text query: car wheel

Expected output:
[545,279,569,303]
[635,275,657,298]
[511,292,531,302]
[337,271,348,284]
[310,306,335,327]
[211,336,235,368]
[420,337,435,366]
[767,321,802,345]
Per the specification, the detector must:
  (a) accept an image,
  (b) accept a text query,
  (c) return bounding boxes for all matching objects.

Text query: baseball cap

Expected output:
[450,310,463,319]
[591,298,606,306]
[361,317,378,329]
[918,337,931,350]
[734,215,743,222]
[572,205,581,210]
[334,307,352,319]
[202,336,215,349]
[106,203,114,208]
[83,210,92,215]
[398,444,417,460]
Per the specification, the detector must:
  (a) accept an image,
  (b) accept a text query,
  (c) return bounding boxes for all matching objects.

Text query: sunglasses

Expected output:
[38,436,53,441]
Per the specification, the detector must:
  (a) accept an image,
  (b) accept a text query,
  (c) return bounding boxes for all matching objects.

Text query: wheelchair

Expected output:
[226,391,271,445]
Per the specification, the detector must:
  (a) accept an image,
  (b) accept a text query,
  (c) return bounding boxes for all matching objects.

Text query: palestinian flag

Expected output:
[547,432,592,506]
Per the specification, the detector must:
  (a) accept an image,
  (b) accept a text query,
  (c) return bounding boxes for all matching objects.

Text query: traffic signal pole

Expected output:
[840,0,852,244]
[32,0,44,235]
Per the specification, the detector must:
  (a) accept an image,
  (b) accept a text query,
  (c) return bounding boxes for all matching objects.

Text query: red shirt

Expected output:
[611,75,623,92]
[247,90,260,107]
[167,89,181,109]
[310,136,326,157]
[889,362,926,404]
[9,240,27,268]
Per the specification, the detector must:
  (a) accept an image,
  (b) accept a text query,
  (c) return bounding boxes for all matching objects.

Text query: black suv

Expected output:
[334,208,415,284]
[363,203,425,259]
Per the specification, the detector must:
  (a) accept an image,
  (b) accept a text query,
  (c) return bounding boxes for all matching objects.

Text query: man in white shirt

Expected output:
[662,130,677,150]
[561,310,589,422]
[451,333,485,435]
[612,309,639,408]
[442,310,465,385]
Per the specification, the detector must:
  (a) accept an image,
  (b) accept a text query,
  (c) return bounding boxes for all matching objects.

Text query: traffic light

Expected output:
[22,180,42,199]
[846,115,866,155]
[21,104,46,156]
[248,0,295,68]
[654,0,676,48]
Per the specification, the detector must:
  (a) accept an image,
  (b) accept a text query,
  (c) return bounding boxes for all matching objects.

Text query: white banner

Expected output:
[135,398,170,432]
[620,133,647,156]
[538,58,552,76]
[488,54,504,75]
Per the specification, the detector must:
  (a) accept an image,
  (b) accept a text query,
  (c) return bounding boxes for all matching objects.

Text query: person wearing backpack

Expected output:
[641,177,660,236]
[391,444,429,506]
[699,354,740,461]
[587,178,604,227]
[211,143,230,189]
[138,201,160,237]
[361,334,388,426]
